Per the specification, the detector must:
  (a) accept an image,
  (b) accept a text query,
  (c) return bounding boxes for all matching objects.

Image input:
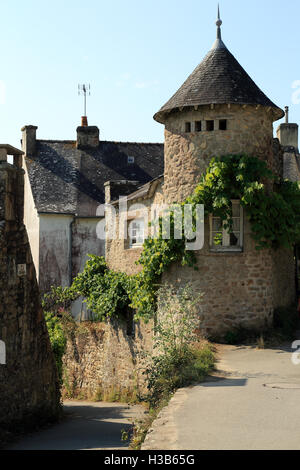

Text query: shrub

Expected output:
[144,284,215,407]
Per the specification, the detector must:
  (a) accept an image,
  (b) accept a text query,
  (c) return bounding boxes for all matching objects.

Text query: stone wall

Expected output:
[0,161,60,441]
[162,217,295,339]
[283,151,300,182]
[106,180,164,274]
[163,104,275,203]
[62,319,153,399]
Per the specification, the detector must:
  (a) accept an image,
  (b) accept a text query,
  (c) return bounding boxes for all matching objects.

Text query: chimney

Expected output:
[276,107,299,152]
[76,124,100,149]
[21,125,38,157]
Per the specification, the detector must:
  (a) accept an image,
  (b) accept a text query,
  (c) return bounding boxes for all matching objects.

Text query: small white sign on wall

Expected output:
[0,341,6,365]
[17,264,27,277]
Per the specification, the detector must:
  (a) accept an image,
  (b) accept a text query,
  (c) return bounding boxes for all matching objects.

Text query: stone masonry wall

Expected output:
[163,217,295,339]
[163,104,274,203]
[106,181,164,274]
[62,319,153,399]
[0,162,60,441]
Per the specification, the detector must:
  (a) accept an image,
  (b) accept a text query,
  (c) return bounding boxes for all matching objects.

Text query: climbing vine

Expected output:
[45,155,300,322]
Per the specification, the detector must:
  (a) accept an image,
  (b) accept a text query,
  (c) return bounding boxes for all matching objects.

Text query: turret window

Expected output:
[206,120,214,132]
[195,121,202,132]
[185,122,191,133]
[219,119,227,131]
[210,201,243,252]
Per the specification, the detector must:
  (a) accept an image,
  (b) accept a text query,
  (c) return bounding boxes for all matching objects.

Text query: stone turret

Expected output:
[154,10,284,203]
[152,10,294,339]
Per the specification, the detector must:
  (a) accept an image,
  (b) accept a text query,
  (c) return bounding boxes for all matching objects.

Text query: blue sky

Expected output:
[1,0,300,148]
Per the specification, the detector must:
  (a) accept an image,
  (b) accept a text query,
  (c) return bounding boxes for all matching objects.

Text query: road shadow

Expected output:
[6,402,144,451]
[198,376,248,388]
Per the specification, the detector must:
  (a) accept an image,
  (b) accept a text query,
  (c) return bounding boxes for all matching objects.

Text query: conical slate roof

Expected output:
[154,11,284,123]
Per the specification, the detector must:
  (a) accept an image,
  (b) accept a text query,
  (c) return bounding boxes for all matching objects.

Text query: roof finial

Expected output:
[216,4,222,40]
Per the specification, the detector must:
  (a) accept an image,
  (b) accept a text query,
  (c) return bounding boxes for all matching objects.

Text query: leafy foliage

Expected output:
[45,311,68,382]
[69,255,133,320]
[187,154,300,249]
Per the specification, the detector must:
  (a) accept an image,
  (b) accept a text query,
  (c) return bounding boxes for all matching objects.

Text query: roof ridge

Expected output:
[37,139,164,146]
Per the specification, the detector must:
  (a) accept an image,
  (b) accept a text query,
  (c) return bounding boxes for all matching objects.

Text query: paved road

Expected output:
[8,401,145,450]
[143,342,300,450]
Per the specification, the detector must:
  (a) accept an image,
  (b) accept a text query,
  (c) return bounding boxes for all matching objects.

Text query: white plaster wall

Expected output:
[23,167,40,279]
[72,218,105,274]
[71,217,105,320]
[39,214,73,293]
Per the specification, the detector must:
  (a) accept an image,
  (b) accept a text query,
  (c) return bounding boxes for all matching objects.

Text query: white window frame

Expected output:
[128,218,145,249]
[209,200,243,252]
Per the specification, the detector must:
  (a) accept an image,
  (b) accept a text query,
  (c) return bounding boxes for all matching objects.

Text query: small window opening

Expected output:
[128,156,135,164]
[219,119,227,131]
[206,120,214,132]
[128,218,145,248]
[195,121,202,132]
[185,122,191,133]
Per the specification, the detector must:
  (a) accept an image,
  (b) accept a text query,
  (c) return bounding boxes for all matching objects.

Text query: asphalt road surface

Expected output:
[8,401,145,450]
[143,342,300,450]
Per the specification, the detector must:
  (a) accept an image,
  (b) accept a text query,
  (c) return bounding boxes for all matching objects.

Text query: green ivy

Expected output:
[45,155,300,322]
[187,154,300,249]
[45,311,67,383]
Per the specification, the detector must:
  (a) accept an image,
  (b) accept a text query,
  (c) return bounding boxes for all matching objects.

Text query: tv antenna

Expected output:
[78,84,91,117]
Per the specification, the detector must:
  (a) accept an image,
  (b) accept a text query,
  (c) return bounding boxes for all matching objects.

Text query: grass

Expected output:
[62,383,140,404]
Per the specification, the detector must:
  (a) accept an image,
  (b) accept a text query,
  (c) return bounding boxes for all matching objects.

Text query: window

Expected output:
[128,218,145,248]
[219,119,227,131]
[128,156,135,164]
[195,121,202,132]
[210,201,243,251]
[206,120,214,132]
[185,122,191,133]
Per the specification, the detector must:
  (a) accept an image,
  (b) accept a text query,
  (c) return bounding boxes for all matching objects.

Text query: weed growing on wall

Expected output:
[144,285,214,406]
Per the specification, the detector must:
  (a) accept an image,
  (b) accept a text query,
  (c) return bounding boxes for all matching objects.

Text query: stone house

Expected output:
[21,122,164,317]
[105,13,300,338]
[61,12,300,398]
